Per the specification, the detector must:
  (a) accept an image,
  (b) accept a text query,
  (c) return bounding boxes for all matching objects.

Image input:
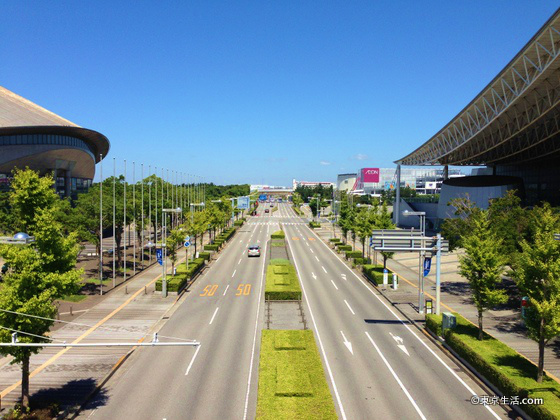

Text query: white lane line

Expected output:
[185,345,202,375]
[286,235,347,420]
[344,299,355,315]
[310,248,314,253]
[238,258,242,265]
[243,231,268,420]
[365,332,426,420]
[232,269,237,278]
[307,226,502,420]
[330,279,338,290]
[239,239,242,243]
[209,307,219,325]
[223,285,230,296]
[322,265,327,273]
[315,255,320,262]
[340,331,353,355]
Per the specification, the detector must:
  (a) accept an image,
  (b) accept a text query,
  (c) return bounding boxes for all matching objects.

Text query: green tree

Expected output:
[9,168,58,234]
[458,208,507,340]
[0,208,82,408]
[166,228,185,275]
[514,203,560,383]
[292,192,303,207]
[354,206,375,258]
[377,201,396,269]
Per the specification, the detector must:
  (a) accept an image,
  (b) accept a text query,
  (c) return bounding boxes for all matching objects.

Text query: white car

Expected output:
[247,245,261,257]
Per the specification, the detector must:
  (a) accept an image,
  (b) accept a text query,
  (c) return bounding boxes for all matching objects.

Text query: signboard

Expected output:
[384,181,394,190]
[259,194,267,202]
[361,168,380,183]
[237,196,250,209]
[156,248,163,266]
[425,181,437,190]
[184,241,191,247]
[423,257,432,276]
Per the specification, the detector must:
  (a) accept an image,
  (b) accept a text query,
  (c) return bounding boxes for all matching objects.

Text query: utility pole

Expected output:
[99,154,103,295]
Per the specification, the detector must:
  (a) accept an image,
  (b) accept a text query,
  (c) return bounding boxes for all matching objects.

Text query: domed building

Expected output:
[0,85,109,198]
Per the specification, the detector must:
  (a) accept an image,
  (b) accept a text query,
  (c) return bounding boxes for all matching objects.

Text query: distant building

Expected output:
[0,86,109,198]
[292,179,334,189]
[336,173,357,192]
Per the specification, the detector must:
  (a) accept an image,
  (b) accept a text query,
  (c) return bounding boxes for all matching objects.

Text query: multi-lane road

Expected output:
[79,203,508,420]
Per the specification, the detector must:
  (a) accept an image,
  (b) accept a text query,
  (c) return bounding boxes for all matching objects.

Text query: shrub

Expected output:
[309,221,321,228]
[353,257,371,266]
[198,252,211,261]
[293,206,304,216]
[425,314,443,337]
[329,238,341,243]
[337,245,352,252]
[234,219,244,226]
[204,244,219,251]
[265,261,302,300]
[271,230,285,239]
[345,250,362,259]
[155,258,205,292]
[362,264,391,285]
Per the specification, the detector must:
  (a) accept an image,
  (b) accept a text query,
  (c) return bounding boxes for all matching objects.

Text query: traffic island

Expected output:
[256,330,337,420]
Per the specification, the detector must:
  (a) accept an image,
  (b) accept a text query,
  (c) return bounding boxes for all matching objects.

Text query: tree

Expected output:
[0,209,82,409]
[354,206,375,258]
[9,168,58,234]
[166,228,184,275]
[458,208,507,340]
[514,203,560,383]
[377,201,395,269]
[292,192,303,207]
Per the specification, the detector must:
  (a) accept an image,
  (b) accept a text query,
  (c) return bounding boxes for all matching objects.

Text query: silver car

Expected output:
[247,245,261,257]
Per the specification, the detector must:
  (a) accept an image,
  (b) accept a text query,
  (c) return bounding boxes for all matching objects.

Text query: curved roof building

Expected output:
[396,7,560,207]
[0,86,109,197]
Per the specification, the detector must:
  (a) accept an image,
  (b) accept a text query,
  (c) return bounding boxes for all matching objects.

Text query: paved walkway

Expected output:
[315,222,560,381]
[0,229,218,412]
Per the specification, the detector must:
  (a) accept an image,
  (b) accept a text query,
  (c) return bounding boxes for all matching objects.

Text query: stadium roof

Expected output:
[397,8,560,167]
[0,86,109,161]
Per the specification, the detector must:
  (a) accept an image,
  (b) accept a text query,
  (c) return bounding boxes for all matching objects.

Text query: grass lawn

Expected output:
[257,330,337,420]
[60,294,88,303]
[265,260,301,300]
[271,240,286,248]
[427,313,560,419]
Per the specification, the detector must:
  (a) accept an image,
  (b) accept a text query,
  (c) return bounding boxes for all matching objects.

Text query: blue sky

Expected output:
[2,1,558,186]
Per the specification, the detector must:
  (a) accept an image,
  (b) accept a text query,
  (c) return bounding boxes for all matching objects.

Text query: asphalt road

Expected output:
[78,204,276,420]
[78,202,510,420]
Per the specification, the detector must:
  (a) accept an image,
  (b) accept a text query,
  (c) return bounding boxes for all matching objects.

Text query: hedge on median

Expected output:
[362,264,392,285]
[204,244,220,251]
[234,219,245,227]
[329,238,341,243]
[336,244,352,253]
[198,252,211,261]
[345,250,362,259]
[256,330,337,420]
[265,258,302,300]
[271,230,285,239]
[426,313,560,420]
[292,206,304,216]
[308,221,321,229]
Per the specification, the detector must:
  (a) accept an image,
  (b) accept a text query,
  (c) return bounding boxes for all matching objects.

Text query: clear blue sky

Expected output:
[2,1,558,186]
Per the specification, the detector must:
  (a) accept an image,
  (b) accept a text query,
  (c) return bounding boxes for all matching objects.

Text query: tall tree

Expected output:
[458,208,507,340]
[377,200,395,269]
[514,203,560,383]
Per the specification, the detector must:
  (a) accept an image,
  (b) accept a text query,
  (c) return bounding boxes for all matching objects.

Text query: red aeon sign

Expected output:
[361,168,380,183]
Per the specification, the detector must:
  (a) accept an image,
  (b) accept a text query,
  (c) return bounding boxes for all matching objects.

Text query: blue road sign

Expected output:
[156,248,163,266]
[259,194,267,201]
[238,196,250,209]
[184,241,191,247]
[369,237,374,247]
[423,257,432,277]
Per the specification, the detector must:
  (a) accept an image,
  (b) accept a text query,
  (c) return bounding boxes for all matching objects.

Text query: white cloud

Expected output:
[353,153,368,161]
[320,161,332,166]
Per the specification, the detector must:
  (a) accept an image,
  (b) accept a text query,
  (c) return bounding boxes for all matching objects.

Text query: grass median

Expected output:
[256,330,337,420]
[265,259,301,300]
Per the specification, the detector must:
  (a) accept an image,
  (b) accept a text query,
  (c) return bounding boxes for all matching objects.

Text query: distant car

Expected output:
[248,245,261,257]
[270,204,273,208]
[265,209,270,213]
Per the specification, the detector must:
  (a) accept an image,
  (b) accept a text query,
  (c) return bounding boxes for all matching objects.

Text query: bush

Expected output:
[345,251,362,259]
[234,219,244,226]
[265,261,302,300]
[329,238,341,243]
[293,206,304,216]
[155,258,205,292]
[271,230,285,239]
[198,252,211,261]
[362,264,391,285]
[337,244,352,252]
[204,244,219,251]
[353,257,371,266]
[428,313,560,420]
[309,221,321,228]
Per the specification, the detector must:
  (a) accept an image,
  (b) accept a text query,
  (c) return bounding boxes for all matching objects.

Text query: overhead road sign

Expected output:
[237,196,250,209]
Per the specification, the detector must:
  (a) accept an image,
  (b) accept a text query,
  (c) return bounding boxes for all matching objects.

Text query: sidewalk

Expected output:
[0,229,218,412]
[315,222,560,381]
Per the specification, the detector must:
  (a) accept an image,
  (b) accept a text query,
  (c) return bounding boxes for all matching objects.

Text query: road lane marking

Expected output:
[340,331,353,355]
[307,226,502,420]
[341,274,347,281]
[286,236,347,420]
[322,266,327,273]
[232,269,237,277]
[330,279,338,290]
[344,299,355,315]
[390,332,410,356]
[310,248,314,253]
[315,256,320,262]
[223,285,230,296]
[312,272,317,279]
[185,344,202,375]
[209,307,219,324]
[365,332,426,420]
[243,233,268,420]
[238,258,242,265]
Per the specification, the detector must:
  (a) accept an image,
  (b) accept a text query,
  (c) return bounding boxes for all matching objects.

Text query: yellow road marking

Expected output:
[292,237,300,240]
[308,237,316,241]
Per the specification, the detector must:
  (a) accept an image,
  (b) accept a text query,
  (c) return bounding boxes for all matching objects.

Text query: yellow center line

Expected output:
[0,253,188,398]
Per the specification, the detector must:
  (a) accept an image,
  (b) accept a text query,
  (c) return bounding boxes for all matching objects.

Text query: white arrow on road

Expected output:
[341,274,347,281]
[312,272,317,280]
[390,332,410,356]
[340,331,353,355]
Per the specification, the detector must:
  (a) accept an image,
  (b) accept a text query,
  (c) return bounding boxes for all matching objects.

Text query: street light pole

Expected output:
[402,210,427,314]
[99,154,103,296]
